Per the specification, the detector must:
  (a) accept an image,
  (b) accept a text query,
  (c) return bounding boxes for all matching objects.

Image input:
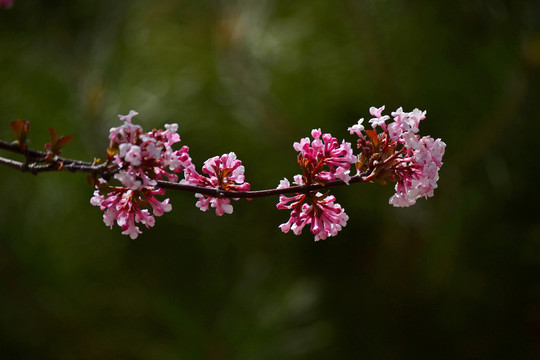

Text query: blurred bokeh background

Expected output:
[1,0,539,358]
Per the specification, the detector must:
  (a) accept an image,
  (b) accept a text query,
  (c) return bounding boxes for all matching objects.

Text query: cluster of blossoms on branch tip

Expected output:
[86,105,445,240]
[347,105,446,207]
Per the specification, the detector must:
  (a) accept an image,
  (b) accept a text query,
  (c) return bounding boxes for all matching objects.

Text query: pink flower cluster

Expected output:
[348,106,446,207]
[108,110,191,190]
[91,183,171,239]
[91,110,191,239]
[294,129,356,184]
[277,177,348,241]
[388,136,446,207]
[277,130,355,241]
[182,152,250,216]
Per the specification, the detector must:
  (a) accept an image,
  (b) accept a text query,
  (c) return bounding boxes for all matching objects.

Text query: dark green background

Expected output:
[1,1,538,358]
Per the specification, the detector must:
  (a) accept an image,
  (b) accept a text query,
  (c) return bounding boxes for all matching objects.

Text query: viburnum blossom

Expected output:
[1,103,447,241]
[182,152,250,216]
[81,106,445,240]
[276,177,349,241]
[276,128,355,241]
[91,110,191,238]
[388,136,446,207]
[348,106,446,207]
[107,110,192,190]
[294,128,356,184]
[90,181,172,239]
[368,105,391,130]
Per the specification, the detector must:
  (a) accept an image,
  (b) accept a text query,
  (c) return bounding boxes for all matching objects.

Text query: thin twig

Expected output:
[156,174,369,198]
[1,138,372,198]
[1,139,113,175]
[0,139,105,166]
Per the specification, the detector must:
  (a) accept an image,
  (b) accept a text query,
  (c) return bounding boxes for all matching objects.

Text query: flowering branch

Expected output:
[0,106,446,240]
[0,138,367,196]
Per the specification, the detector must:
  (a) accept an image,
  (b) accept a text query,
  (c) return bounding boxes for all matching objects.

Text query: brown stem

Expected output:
[1,138,372,199]
[156,174,370,198]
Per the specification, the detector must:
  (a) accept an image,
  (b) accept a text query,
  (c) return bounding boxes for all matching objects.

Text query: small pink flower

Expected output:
[347,118,365,138]
[194,194,234,216]
[146,188,172,216]
[182,152,250,216]
[164,123,181,146]
[391,107,407,123]
[402,132,421,150]
[118,110,139,123]
[370,106,385,118]
[387,122,402,142]
[368,105,391,129]
[404,108,426,133]
[113,170,143,190]
[389,107,426,134]
[124,145,143,166]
